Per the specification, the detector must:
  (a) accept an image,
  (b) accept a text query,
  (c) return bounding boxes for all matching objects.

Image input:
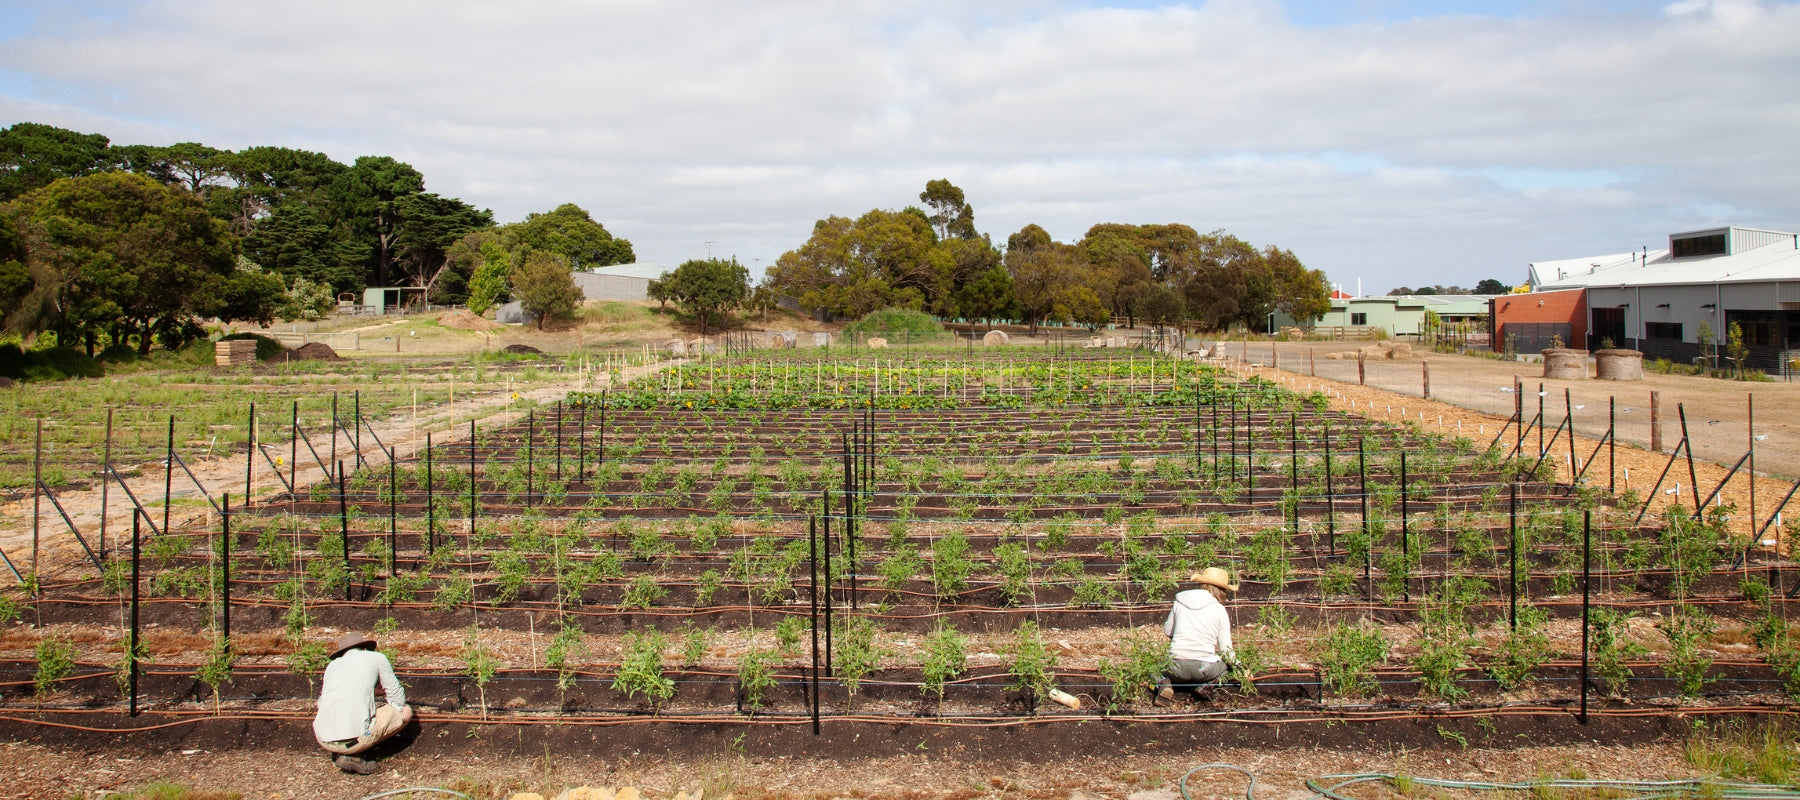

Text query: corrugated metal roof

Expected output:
[1533,234,1800,290]
[584,262,668,281]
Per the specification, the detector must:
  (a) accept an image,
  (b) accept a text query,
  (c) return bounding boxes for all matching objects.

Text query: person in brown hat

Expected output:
[312,631,413,775]
[1155,567,1239,704]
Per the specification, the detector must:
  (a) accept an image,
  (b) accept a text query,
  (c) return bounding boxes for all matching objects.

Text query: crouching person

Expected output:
[313,632,414,775]
[1156,567,1238,704]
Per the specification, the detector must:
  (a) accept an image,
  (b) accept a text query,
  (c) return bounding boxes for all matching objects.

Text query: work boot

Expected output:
[1154,677,1175,706]
[333,754,379,775]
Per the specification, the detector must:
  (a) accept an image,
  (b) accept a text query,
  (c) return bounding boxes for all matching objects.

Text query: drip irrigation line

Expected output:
[4,703,1799,734]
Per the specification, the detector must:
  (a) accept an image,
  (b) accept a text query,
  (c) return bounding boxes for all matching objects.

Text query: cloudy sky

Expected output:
[1,0,1795,293]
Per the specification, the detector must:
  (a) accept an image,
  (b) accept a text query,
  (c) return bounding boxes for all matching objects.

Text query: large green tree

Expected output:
[767,180,1005,320]
[509,250,582,330]
[331,156,425,286]
[0,123,117,202]
[4,172,249,354]
[503,203,633,269]
[661,257,749,334]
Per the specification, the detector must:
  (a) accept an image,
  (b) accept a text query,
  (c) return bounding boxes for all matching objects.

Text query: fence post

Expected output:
[1422,360,1431,400]
[1357,351,1366,386]
[1650,390,1663,454]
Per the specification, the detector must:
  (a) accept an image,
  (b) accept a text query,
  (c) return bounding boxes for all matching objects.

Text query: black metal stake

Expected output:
[425,433,435,556]
[555,400,563,483]
[338,460,350,602]
[1325,424,1335,556]
[163,416,174,552]
[221,493,232,644]
[1509,481,1518,630]
[1401,451,1409,603]
[822,489,833,676]
[245,403,255,509]
[388,455,398,576]
[101,409,112,558]
[128,513,140,717]
[469,420,477,545]
[1580,508,1591,725]
[1359,437,1369,599]
[810,514,821,735]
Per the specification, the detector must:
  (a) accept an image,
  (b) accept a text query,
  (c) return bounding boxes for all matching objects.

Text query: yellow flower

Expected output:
[511,392,519,400]
[685,401,693,408]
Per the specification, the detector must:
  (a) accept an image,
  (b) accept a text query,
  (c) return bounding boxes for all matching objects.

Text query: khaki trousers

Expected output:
[318,704,414,756]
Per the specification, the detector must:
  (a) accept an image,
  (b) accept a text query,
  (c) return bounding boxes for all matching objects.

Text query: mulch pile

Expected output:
[439,309,504,331]
[263,342,343,363]
[500,344,544,356]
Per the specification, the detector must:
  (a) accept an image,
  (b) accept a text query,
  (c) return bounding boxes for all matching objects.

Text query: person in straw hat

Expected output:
[313,631,414,775]
[1155,567,1239,704]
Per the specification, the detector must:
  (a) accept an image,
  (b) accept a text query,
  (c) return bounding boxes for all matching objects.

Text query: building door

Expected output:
[1590,307,1625,350]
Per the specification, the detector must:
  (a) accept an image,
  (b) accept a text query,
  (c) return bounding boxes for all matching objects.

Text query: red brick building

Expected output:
[1489,288,1587,353]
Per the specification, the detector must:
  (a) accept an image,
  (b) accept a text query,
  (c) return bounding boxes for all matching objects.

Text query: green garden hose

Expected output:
[359,789,472,800]
[1180,763,1258,800]
[1307,773,1800,800]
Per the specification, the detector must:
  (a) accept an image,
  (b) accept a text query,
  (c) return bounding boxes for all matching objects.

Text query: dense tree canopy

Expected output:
[509,251,582,330]
[660,258,749,334]
[2,172,251,354]
[766,179,1002,320]
[770,178,1325,332]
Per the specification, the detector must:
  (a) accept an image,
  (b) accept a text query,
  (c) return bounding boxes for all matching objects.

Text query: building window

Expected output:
[1645,322,1682,340]
[1350,312,1367,326]
[1671,233,1727,258]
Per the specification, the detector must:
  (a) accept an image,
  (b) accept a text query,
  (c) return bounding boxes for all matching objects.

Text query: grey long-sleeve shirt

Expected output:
[312,649,406,742]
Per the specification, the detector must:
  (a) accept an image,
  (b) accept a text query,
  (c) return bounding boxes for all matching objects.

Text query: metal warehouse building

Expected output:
[1505,226,1800,372]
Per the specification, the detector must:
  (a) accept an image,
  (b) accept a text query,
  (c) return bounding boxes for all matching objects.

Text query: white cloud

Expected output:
[0,0,1796,290]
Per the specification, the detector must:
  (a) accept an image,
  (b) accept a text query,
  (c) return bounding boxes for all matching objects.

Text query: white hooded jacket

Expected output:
[1164,588,1232,663]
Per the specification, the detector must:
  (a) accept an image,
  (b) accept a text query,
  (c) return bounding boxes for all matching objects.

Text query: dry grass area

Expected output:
[0,733,1759,800]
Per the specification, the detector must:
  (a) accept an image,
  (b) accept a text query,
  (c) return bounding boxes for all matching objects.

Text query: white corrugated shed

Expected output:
[1532,231,1800,290]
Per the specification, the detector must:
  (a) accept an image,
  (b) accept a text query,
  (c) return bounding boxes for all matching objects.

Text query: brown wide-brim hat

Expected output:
[331,631,377,658]
[1190,567,1240,594]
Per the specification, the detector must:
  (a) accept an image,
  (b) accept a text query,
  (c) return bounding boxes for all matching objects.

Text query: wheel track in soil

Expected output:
[0,359,685,574]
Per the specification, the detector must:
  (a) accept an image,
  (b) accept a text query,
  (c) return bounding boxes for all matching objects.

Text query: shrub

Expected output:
[33,633,76,696]
[1005,620,1058,707]
[841,307,949,342]
[612,630,675,704]
[1319,623,1388,698]
[737,647,778,711]
[0,343,104,381]
[1099,628,1172,711]
[920,623,967,702]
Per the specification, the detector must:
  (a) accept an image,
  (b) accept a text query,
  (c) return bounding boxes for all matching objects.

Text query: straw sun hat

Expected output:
[330,631,377,658]
[1189,567,1240,594]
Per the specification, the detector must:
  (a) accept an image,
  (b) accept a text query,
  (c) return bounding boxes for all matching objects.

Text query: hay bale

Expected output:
[1323,352,1345,360]
[665,338,686,356]
[1384,342,1413,359]
[1595,349,1643,381]
[868,337,888,349]
[1358,345,1384,358]
[983,329,1010,346]
[1541,348,1590,380]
